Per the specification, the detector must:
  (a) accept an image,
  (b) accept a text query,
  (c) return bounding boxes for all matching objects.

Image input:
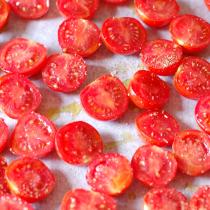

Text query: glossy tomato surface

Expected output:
[205,0,210,9]
[0,157,9,195]
[0,0,10,30]
[0,119,9,153]
[101,17,147,55]
[104,0,128,3]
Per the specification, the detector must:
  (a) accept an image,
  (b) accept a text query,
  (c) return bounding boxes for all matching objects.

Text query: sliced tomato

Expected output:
[135,0,179,27]
[80,74,129,121]
[144,188,189,210]
[0,119,9,153]
[101,17,147,55]
[169,14,210,52]
[128,70,170,109]
[42,53,87,93]
[174,57,210,100]
[6,157,55,202]
[136,110,180,147]
[0,74,42,119]
[8,0,49,19]
[104,0,128,3]
[172,130,210,176]
[0,38,47,76]
[205,0,210,10]
[0,156,10,195]
[56,0,99,19]
[86,153,133,196]
[58,18,101,57]
[61,189,117,210]
[0,0,10,30]
[141,39,183,76]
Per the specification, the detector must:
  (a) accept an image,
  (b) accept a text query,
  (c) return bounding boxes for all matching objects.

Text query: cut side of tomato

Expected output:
[42,53,87,93]
[0,119,9,153]
[205,0,210,10]
[8,0,49,19]
[135,0,179,27]
[128,70,170,109]
[58,18,101,57]
[104,0,128,3]
[0,74,42,119]
[0,38,47,77]
[86,153,133,196]
[169,14,210,52]
[136,110,180,147]
[6,157,55,202]
[172,130,210,176]
[80,74,129,121]
[141,39,183,76]
[101,17,147,55]
[174,57,210,100]
[0,0,10,30]
[0,156,9,195]
[61,189,117,210]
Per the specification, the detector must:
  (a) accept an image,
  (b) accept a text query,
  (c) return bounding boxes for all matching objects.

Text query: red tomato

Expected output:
[6,157,55,202]
[58,18,101,57]
[0,38,47,77]
[0,156,9,195]
[0,74,42,119]
[131,145,177,187]
[8,0,49,19]
[0,119,9,153]
[144,188,189,210]
[135,0,179,27]
[174,57,210,100]
[136,110,180,147]
[80,74,129,121]
[86,153,133,196]
[141,39,183,76]
[10,112,57,158]
[172,130,210,176]
[205,0,210,10]
[128,70,170,109]
[61,189,117,210]
[42,53,87,93]
[104,0,128,3]
[101,17,147,55]
[55,121,103,165]
[169,15,210,52]
[0,0,10,30]
[56,0,99,19]
[190,186,210,210]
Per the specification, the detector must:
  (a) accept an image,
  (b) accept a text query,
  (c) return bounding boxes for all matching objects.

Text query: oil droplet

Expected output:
[61,102,82,117]
[121,131,134,143]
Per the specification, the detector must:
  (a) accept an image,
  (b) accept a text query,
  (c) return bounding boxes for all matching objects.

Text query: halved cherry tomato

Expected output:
[0,74,42,119]
[141,39,183,76]
[80,74,129,121]
[169,14,210,52]
[6,157,55,202]
[8,0,49,19]
[0,119,9,153]
[86,153,133,196]
[131,145,177,187]
[144,188,189,210]
[190,186,210,210]
[0,0,10,30]
[205,0,210,10]
[104,0,128,3]
[136,110,180,147]
[101,17,147,55]
[42,53,87,93]
[0,38,47,77]
[61,189,117,210]
[128,70,170,109]
[174,57,210,100]
[135,0,179,27]
[172,130,210,176]
[56,0,99,19]
[58,18,101,57]
[0,156,9,195]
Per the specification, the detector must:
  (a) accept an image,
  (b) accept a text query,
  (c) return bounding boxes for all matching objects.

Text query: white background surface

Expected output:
[0,0,209,209]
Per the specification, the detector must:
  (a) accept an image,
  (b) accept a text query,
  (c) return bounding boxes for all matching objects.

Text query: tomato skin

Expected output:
[0,156,10,195]
[0,0,10,30]
[205,0,210,10]
[0,119,9,153]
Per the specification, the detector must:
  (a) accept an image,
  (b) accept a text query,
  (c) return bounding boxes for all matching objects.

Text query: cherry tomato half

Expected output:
[101,17,147,55]
[104,0,128,3]
[174,57,210,100]
[42,53,87,93]
[0,0,10,30]
[172,130,210,176]
[86,153,133,196]
[6,157,55,202]
[80,74,129,121]
[136,110,180,147]
[0,119,9,153]
[58,18,101,57]
[135,0,179,27]
[205,0,210,10]
[0,74,42,119]
[169,14,210,52]
[61,189,117,210]
[0,156,9,195]
[128,70,170,109]
[141,39,183,76]
[8,0,49,19]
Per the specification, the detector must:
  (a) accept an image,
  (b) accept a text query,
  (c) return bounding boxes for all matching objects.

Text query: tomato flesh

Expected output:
[141,39,183,76]
[0,157,9,195]
[205,0,210,10]
[0,0,10,30]
[0,119,9,153]
[86,153,133,196]
[104,0,128,3]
